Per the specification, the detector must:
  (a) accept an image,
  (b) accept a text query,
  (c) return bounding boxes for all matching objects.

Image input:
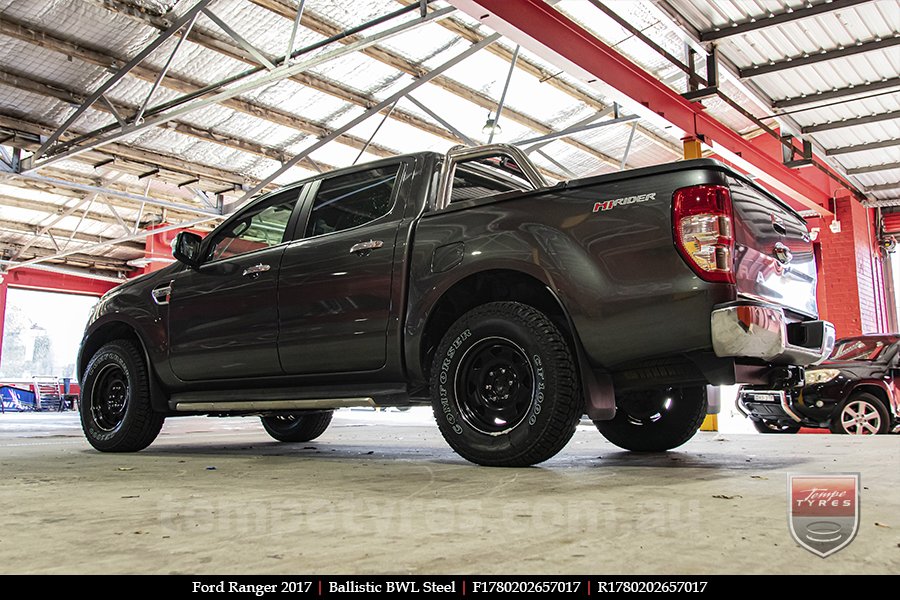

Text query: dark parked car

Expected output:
[739,335,900,435]
[77,144,833,466]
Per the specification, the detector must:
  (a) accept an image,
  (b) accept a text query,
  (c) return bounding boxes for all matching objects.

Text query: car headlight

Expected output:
[805,369,840,385]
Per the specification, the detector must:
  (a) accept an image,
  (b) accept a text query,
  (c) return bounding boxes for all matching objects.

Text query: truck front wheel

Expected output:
[80,340,165,452]
[594,386,707,452]
[430,302,581,467]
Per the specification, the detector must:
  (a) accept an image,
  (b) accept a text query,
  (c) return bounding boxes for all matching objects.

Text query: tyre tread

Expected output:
[594,387,707,452]
[431,301,581,467]
[82,340,164,452]
[262,411,333,442]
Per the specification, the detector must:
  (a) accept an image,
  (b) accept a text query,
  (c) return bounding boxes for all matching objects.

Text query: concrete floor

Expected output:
[0,409,897,575]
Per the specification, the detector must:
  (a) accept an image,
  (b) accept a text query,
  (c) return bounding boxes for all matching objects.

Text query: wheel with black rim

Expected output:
[261,411,333,442]
[830,393,890,435]
[80,339,164,452]
[430,301,581,467]
[593,386,707,452]
[753,419,802,434]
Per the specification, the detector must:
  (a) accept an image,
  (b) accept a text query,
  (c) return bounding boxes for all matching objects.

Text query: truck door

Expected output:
[168,187,304,381]
[277,160,408,374]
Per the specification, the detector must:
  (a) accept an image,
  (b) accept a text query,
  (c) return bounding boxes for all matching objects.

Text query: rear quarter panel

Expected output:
[406,164,737,380]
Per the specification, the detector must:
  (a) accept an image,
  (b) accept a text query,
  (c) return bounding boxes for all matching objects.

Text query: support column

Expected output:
[683,137,703,160]
[141,223,179,274]
[816,196,887,337]
[0,276,7,369]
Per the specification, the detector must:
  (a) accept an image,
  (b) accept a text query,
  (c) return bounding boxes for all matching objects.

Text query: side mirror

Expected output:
[172,231,203,268]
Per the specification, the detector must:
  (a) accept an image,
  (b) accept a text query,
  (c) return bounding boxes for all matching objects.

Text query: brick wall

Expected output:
[815,196,887,337]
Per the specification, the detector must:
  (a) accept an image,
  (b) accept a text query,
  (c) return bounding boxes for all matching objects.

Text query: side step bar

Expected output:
[173,398,376,412]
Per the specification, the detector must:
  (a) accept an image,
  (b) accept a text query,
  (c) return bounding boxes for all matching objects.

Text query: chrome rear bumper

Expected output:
[711,304,835,366]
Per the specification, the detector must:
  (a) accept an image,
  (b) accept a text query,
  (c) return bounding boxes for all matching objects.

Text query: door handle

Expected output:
[151,281,173,305]
[242,263,271,277]
[349,240,384,255]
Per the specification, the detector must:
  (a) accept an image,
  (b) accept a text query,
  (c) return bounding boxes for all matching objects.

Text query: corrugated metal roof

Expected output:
[3,0,894,278]
[663,0,900,198]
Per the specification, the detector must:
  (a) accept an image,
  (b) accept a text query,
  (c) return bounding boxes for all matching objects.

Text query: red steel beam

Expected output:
[3,267,118,296]
[449,0,848,212]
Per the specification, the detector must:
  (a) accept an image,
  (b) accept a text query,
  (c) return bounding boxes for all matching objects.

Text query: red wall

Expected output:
[132,223,204,276]
[814,196,889,337]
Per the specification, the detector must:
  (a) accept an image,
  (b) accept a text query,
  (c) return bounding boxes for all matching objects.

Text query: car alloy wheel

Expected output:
[839,399,882,435]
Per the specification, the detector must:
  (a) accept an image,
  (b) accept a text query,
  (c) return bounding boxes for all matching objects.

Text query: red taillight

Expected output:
[673,184,735,284]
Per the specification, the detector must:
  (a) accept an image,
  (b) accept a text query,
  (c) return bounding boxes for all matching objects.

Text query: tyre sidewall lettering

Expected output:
[528,354,545,426]
[83,349,133,443]
[438,328,471,435]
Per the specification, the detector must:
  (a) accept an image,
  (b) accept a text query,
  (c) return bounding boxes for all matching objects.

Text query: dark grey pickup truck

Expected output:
[78,144,834,466]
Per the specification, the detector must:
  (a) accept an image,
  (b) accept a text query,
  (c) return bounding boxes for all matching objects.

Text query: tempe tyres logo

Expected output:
[788,474,860,557]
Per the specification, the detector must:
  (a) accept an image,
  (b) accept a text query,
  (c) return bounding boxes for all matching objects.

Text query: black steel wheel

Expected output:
[594,386,707,452]
[261,411,333,442]
[430,301,581,467]
[80,339,164,452]
[456,338,534,435]
[90,364,129,432]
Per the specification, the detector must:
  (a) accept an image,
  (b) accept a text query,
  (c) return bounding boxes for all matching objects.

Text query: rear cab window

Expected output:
[449,155,531,204]
[305,165,401,237]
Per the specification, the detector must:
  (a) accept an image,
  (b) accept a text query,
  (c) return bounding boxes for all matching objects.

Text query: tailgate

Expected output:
[729,177,818,317]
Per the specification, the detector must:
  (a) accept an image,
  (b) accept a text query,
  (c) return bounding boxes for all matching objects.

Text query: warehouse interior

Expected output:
[0,0,898,575]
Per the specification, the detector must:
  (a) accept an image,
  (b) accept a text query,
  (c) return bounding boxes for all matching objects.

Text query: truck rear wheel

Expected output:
[80,340,165,452]
[594,386,707,452]
[261,411,333,442]
[430,302,581,467]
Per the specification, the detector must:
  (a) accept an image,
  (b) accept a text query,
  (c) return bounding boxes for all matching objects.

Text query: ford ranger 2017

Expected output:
[78,144,834,466]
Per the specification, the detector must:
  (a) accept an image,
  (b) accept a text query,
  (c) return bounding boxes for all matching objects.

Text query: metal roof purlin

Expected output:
[236,33,503,204]
[772,77,900,109]
[826,139,900,156]
[0,170,223,218]
[802,110,900,133]
[739,38,900,79]
[33,0,215,162]
[846,162,900,176]
[0,15,395,169]
[699,0,874,42]
[252,0,640,168]
[3,217,218,273]
[25,3,456,171]
[448,0,850,213]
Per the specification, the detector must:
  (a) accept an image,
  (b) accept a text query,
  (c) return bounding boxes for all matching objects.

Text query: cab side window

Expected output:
[207,189,301,261]
[306,165,400,237]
